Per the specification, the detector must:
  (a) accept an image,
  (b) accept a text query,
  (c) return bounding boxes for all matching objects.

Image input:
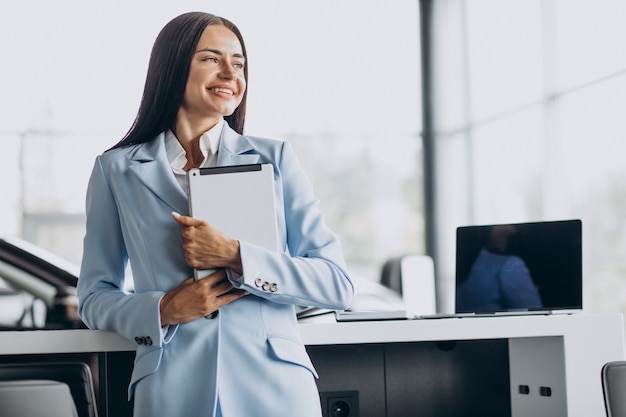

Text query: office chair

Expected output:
[602,360,626,417]
[380,256,404,295]
[380,255,437,316]
[0,362,98,417]
[0,379,78,417]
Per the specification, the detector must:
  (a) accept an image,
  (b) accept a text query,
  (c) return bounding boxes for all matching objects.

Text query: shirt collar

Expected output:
[203,118,224,158]
[165,119,224,174]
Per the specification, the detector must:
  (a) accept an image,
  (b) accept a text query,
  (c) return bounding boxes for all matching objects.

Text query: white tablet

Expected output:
[187,163,280,280]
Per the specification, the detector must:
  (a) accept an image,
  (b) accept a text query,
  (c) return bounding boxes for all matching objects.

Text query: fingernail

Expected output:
[172,211,181,217]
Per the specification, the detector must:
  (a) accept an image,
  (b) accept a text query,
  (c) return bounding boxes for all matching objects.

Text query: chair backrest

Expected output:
[0,362,98,417]
[380,256,404,294]
[602,361,626,417]
[380,255,437,316]
[0,379,78,417]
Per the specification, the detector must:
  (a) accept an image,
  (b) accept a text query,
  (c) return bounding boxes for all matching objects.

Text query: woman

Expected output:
[77,12,354,417]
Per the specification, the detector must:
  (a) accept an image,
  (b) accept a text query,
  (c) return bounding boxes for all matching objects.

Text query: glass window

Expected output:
[465,0,544,121]
[0,134,22,237]
[0,1,422,283]
[432,0,626,321]
[553,0,626,91]
[471,107,544,223]
[436,132,471,311]
[555,74,626,314]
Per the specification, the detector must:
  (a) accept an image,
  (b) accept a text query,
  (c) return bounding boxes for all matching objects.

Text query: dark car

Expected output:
[0,237,85,330]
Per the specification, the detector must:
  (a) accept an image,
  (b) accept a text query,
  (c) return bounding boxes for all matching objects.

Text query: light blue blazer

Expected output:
[77,124,354,417]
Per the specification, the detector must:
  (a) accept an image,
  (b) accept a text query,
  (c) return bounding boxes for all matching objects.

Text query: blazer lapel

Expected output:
[128,133,189,215]
[217,124,261,167]
[126,125,260,215]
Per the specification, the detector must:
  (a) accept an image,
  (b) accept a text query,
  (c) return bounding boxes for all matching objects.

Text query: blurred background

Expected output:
[1,0,625,319]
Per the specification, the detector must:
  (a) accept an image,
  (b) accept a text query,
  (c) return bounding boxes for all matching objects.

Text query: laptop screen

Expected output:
[455,219,582,315]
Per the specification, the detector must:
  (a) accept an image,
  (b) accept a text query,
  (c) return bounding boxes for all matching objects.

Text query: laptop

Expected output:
[331,219,582,322]
[452,219,583,317]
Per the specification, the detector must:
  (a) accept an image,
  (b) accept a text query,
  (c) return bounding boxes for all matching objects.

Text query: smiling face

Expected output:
[179,24,247,127]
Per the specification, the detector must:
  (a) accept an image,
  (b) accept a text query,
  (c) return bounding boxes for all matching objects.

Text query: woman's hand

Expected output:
[172,212,243,274]
[159,270,248,325]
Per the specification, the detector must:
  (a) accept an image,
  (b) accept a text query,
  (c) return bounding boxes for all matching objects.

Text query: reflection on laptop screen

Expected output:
[455,219,582,315]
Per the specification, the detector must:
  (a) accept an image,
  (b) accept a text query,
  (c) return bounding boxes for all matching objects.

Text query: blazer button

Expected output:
[270,283,278,293]
[255,278,263,288]
[262,281,270,291]
[135,336,145,345]
[145,336,153,346]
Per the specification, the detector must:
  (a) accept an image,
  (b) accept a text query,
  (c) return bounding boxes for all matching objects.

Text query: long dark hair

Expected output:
[110,12,248,150]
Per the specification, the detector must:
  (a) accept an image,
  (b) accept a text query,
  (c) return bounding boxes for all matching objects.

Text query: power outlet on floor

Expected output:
[320,390,359,417]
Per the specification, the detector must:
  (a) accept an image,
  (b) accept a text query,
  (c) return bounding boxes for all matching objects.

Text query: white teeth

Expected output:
[210,88,233,95]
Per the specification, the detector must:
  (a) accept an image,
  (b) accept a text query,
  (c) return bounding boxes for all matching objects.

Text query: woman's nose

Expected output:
[219,63,236,79]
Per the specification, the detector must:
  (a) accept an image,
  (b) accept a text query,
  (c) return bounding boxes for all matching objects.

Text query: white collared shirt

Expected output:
[160,119,227,333]
[165,119,224,192]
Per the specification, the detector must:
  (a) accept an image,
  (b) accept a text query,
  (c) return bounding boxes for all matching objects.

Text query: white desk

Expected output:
[0,313,623,417]
[299,313,625,417]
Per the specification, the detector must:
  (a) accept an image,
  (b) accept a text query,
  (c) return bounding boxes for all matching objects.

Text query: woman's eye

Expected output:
[203,56,218,63]
[233,62,244,69]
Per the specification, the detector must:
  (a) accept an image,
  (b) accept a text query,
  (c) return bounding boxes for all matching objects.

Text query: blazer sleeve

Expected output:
[233,141,354,310]
[77,156,175,347]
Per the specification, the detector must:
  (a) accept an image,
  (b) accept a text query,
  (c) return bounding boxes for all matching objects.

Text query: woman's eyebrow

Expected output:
[195,48,245,59]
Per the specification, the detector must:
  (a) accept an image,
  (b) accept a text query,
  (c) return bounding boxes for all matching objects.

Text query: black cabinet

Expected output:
[308,339,510,417]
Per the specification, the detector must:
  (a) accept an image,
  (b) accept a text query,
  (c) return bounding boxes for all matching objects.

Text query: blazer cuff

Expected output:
[156,293,179,345]
[226,268,243,286]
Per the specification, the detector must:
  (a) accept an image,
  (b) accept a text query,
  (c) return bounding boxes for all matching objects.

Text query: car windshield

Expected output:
[0,260,54,328]
[0,237,83,330]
